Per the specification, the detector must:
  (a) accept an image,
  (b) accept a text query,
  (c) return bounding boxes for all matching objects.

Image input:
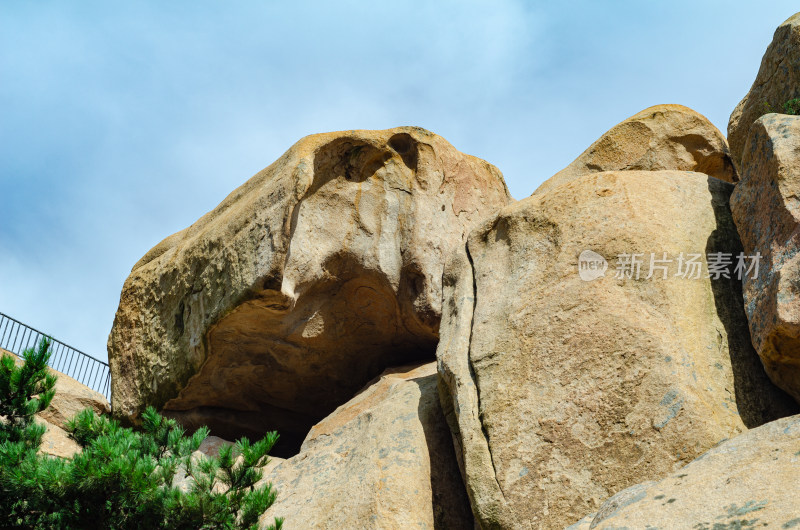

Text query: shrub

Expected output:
[0,338,283,529]
[759,99,800,116]
[783,98,800,115]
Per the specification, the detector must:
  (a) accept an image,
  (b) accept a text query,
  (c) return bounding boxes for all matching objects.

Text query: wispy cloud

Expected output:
[1,0,797,359]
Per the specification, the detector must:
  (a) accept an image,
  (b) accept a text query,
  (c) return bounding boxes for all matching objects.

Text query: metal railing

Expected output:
[0,311,111,400]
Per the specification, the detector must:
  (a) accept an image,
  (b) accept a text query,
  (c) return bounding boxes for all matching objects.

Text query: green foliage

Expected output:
[0,337,56,449]
[760,98,800,116]
[783,98,800,115]
[0,339,283,529]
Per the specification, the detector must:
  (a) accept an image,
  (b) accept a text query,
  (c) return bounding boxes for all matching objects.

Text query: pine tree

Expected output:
[0,338,284,529]
[0,337,56,449]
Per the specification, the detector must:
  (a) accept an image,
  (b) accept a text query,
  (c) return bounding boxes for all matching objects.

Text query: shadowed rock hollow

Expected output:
[107,127,511,455]
[259,363,474,528]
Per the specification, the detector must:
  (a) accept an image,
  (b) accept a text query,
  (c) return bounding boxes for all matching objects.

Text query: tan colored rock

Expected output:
[577,414,800,529]
[37,417,81,459]
[259,362,473,529]
[534,104,736,195]
[108,127,511,451]
[40,366,111,428]
[38,368,109,459]
[730,114,800,404]
[565,514,595,530]
[437,170,796,529]
[728,13,800,171]
[196,435,234,459]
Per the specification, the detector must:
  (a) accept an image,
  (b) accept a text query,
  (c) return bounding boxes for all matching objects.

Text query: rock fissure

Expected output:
[465,241,507,504]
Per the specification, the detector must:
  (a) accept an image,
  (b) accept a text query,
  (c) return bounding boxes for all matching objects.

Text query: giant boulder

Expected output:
[107,127,511,454]
[730,114,800,404]
[572,414,800,529]
[437,170,796,529]
[728,13,800,170]
[534,104,736,195]
[258,362,473,529]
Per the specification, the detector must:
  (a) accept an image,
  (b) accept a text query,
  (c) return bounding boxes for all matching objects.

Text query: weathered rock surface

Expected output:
[534,104,736,195]
[107,127,511,453]
[437,170,796,529]
[573,414,800,529]
[39,365,111,428]
[728,13,800,171]
[38,367,110,459]
[196,435,234,459]
[258,362,473,529]
[38,417,82,459]
[565,514,595,530]
[730,113,800,404]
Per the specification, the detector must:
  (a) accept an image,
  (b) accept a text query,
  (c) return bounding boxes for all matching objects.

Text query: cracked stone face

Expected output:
[731,114,800,405]
[437,170,796,529]
[107,127,511,454]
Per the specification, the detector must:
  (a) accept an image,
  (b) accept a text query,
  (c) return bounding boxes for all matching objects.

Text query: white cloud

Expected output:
[1,0,798,360]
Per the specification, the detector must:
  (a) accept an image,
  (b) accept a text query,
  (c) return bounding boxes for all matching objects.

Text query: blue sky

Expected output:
[1,1,797,362]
